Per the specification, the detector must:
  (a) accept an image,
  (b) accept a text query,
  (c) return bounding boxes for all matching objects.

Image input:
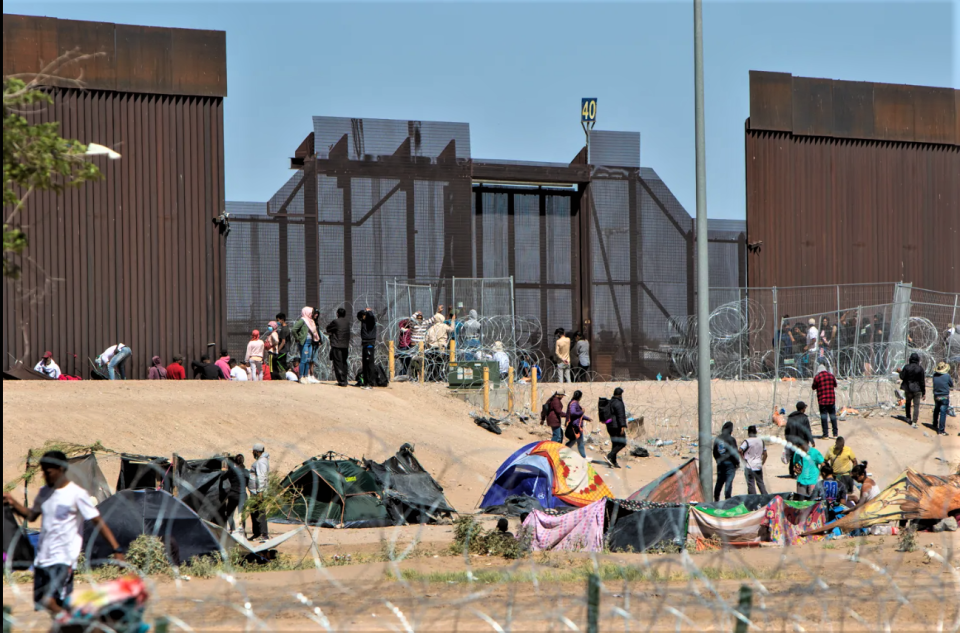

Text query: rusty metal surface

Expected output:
[2,88,227,378]
[745,129,960,292]
[750,71,958,145]
[2,14,226,97]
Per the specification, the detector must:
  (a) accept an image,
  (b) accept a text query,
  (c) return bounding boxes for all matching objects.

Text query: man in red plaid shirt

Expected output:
[812,364,839,439]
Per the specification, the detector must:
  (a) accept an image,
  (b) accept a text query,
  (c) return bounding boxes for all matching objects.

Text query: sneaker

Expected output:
[820,435,830,440]
[362,386,372,391]
[911,423,918,429]
[307,376,320,384]
[298,377,309,384]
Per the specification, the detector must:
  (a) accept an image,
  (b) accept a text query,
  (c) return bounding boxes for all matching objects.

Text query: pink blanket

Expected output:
[522,498,606,552]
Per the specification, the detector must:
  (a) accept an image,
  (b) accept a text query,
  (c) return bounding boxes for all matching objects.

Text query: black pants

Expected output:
[221,496,240,529]
[744,468,768,495]
[714,462,737,501]
[361,344,375,386]
[251,509,268,539]
[905,392,922,425]
[331,347,349,386]
[608,427,627,462]
[819,404,838,437]
[933,397,950,434]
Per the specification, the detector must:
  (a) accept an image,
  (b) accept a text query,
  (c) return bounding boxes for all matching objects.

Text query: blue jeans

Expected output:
[551,426,563,443]
[299,339,314,378]
[934,396,950,434]
[108,347,131,380]
[565,430,586,458]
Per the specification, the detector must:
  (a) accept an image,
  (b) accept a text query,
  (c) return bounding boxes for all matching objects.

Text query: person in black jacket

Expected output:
[899,352,926,428]
[326,308,351,387]
[713,421,740,501]
[357,308,377,389]
[220,454,248,533]
[784,402,814,478]
[192,355,226,380]
[605,387,628,468]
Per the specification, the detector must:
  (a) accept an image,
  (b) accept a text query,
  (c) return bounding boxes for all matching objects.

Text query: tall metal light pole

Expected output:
[694,0,713,496]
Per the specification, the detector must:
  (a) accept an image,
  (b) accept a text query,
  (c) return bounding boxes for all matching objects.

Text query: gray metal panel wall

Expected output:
[3,88,227,377]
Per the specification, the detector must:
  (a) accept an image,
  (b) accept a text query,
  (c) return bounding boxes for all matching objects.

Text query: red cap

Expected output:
[42,351,53,359]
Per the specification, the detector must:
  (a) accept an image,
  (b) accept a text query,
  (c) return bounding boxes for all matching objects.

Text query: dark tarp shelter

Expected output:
[174,456,224,525]
[628,458,703,504]
[67,454,112,504]
[117,454,173,492]
[84,489,221,565]
[273,458,391,528]
[364,445,456,524]
[3,505,35,570]
[605,500,689,553]
[482,495,547,517]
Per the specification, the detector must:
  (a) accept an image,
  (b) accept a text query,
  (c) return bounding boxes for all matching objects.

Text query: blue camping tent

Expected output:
[481,442,570,510]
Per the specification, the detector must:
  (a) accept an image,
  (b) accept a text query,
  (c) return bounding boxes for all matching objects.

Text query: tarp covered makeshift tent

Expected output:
[273,457,391,528]
[116,454,173,492]
[687,495,825,547]
[67,453,112,504]
[522,498,607,552]
[805,470,960,536]
[3,505,35,570]
[84,489,221,565]
[628,458,704,504]
[173,456,223,525]
[605,500,688,553]
[364,444,456,524]
[481,442,612,511]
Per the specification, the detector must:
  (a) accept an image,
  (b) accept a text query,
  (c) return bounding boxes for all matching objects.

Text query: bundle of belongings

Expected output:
[54,575,149,633]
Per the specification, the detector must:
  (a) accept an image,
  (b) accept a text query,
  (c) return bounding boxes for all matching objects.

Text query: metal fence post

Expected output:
[953,294,958,330]
[771,287,779,416]
[586,573,600,633]
[483,366,490,416]
[733,584,753,633]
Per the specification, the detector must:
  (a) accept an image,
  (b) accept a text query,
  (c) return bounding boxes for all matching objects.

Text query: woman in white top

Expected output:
[847,461,878,508]
[245,329,265,381]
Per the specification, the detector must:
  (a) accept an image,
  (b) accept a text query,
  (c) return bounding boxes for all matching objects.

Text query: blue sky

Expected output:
[7,1,957,220]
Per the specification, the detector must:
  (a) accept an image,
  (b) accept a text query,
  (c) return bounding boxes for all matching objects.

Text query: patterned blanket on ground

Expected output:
[522,498,606,552]
[530,442,613,507]
[763,496,825,546]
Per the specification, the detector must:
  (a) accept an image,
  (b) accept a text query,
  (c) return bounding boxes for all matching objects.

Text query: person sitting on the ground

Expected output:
[496,517,514,539]
[165,354,186,380]
[229,359,248,381]
[285,361,300,382]
[846,462,878,509]
[216,350,233,382]
[815,463,848,506]
[33,351,61,379]
[824,436,857,494]
[193,355,226,380]
[147,355,167,380]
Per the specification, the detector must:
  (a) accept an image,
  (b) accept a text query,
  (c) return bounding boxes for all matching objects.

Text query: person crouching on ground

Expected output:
[713,421,740,501]
[3,451,124,615]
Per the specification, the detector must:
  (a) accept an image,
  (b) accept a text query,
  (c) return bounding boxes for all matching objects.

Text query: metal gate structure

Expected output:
[226,117,746,378]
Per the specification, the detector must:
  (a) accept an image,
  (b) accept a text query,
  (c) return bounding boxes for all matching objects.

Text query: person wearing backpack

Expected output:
[540,391,566,443]
[898,352,926,428]
[604,387,628,468]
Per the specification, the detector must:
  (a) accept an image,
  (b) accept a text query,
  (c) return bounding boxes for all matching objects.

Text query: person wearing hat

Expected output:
[932,362,955,436]
[3,451,124,614]
[606,387,628,468]
[492,341,510,380]
[784,401,814,478]
[33,351,61,379]
[247,443,270,541]
[165,354,186,380]
[898,352,926,428]
[541,390,567,443]
[804,318,819,377]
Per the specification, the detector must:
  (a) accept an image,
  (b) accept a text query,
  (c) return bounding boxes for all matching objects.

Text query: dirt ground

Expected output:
[3,379,959,630]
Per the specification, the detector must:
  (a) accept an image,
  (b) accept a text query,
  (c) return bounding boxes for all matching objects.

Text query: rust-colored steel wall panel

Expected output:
[749,71,793,131]
[745,130,959,293]
[3,14,226,97]
[2,88,227,378]
[750,71,958,145]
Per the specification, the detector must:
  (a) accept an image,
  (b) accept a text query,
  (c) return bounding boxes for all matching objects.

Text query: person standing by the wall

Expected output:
[573,332,590,382]
[899,352,926,428]
[326,308,351,387]
[293,307,320,384]
[357,308,377,390]
[554,328,571,383]
[245,330,265,381]
[804,319,819,377]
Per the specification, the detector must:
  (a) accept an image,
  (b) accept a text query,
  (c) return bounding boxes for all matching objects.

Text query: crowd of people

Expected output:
[540,386,628,467]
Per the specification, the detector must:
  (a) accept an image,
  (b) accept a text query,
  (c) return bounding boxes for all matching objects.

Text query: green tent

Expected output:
[273,458,392,528]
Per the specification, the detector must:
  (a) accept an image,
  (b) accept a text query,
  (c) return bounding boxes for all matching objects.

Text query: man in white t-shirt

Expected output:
[805,319,819,376]
[229,359,248,381]
[285,361,300,382]
[738,425,768,495]
[33,351,62,379]
[3,451,123,614]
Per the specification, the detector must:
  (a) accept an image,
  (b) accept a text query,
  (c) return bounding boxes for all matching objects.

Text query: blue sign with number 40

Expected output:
[581,98,597,123]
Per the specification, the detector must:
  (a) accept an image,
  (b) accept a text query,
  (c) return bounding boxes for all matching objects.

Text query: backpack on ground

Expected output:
[373,364,390,387]
[598,397,612,424]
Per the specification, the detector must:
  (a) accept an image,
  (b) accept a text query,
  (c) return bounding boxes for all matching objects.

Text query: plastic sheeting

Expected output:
[2,505,34,570]
[628,458,703,504]
[84,489,221,565]
[365,445,456,524]
[605,500,688,553]
[116,454,173,492]
[174,456,224,525]
[67,454,112,504]
[523,498,606,552]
